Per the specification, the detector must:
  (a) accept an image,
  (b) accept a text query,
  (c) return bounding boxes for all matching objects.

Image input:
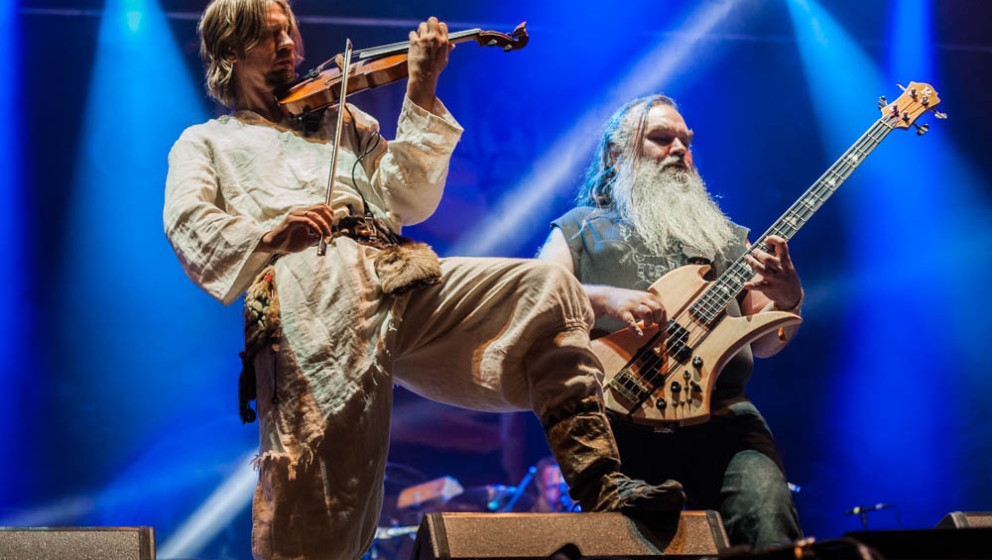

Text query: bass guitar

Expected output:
[596,82,944,427]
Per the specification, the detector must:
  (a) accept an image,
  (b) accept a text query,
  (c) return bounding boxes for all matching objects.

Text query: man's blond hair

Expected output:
[198,0,303,107]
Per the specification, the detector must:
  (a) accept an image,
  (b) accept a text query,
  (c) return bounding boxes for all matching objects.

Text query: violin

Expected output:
[278,22,529,117]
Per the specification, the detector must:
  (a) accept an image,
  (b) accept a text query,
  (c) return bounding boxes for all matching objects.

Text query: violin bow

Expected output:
[317,38,353,256]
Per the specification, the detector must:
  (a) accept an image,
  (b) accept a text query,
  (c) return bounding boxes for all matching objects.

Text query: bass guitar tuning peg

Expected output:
[930,108,948,119]
[877,95,887,109]
[912,122,929,136]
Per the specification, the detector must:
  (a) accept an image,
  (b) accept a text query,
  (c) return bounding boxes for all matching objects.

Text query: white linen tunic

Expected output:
[165,98,603,560]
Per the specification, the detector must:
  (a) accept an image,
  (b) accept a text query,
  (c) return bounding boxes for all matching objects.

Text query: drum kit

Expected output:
[363,458,574,560]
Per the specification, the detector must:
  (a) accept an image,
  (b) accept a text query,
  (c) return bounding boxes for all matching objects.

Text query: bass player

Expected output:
[537,94,804,547]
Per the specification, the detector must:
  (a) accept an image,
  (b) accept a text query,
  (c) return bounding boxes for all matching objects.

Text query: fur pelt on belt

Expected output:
[373,242,442,295]
[238,265,281,423]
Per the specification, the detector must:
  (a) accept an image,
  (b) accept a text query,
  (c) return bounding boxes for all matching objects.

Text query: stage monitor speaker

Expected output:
[0,526,155,560]
[936,512,992,529]
[412,510,728,560]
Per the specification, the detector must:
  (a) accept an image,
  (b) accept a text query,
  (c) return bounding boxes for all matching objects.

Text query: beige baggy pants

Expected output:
[251,256,604,560]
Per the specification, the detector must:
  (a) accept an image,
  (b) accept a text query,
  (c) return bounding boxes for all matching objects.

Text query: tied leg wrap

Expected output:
[542,396,686,515]
[541,395,604,431]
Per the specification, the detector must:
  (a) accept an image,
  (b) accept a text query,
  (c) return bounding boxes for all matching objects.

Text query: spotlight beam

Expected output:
[156,452,257,559]
[451,0,742,257]
[784,0,985,531]
[1,0,26,509]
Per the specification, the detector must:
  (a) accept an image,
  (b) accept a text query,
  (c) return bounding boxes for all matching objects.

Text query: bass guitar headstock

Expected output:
[878,81,946,135]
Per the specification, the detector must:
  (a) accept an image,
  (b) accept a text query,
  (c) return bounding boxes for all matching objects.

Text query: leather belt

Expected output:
[332,215,402,250]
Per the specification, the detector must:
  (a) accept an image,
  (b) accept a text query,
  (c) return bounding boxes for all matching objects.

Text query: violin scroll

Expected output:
[473,22,529,52]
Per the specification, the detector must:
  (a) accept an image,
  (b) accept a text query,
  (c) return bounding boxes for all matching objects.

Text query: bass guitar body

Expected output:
[593,264,801,427]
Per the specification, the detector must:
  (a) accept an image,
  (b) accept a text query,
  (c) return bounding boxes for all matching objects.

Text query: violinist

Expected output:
[165,1,684,559]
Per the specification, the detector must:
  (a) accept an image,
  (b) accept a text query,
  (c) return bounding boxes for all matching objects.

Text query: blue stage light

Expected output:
[124,0,144,33]
[0,0,26,510]
[451,0,744,257]
[47,0,256,551]
[785,0,988,532]
[888,0,992,511]
[156,451,257,559]
[890,0,933,80]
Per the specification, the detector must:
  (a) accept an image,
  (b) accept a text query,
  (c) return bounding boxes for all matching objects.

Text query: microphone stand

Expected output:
[500,466,537,513]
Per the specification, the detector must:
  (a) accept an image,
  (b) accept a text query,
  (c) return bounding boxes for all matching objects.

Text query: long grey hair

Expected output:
[577,95,677,208]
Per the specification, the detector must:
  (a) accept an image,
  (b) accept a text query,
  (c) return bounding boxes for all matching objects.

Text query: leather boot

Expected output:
[542,396,686,515]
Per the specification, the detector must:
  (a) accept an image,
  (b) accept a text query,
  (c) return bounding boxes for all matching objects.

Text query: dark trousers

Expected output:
[609,400,802,547]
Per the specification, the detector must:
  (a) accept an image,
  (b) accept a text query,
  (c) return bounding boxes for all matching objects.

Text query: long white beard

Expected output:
[612,157,736,259]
